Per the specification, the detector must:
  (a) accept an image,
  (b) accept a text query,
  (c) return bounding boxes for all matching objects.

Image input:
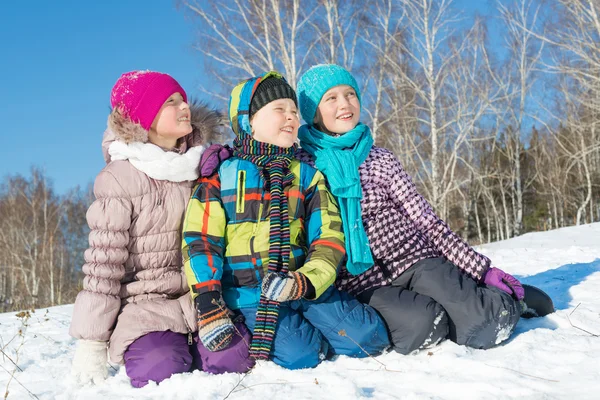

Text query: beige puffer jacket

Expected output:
[69,102,224,365]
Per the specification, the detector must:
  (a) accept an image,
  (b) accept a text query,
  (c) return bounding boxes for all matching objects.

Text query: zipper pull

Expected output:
[187,332,193,346]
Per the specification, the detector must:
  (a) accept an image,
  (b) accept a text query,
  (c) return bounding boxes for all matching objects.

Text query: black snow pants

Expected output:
[357,258,521,355]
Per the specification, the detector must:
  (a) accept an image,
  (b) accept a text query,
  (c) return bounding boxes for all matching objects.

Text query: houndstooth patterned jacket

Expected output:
[296,146,491,296]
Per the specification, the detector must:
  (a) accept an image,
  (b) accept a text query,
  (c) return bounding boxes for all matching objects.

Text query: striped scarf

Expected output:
[233,135,297,360]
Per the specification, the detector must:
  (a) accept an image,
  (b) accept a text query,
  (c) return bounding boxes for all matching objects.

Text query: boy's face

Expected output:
[151,93,193,139]
[314,85,360,135]
[250,98,300,148]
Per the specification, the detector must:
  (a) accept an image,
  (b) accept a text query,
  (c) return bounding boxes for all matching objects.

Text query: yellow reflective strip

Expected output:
[236,170,246,214]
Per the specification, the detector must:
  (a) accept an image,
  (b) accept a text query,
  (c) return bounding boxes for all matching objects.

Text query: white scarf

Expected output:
[108,141,205,182]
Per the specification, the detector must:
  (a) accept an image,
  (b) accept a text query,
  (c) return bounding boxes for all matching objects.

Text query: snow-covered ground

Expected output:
[1,223,599,400]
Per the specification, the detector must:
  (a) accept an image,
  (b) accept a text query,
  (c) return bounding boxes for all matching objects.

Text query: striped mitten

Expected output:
[196,291,235,352]
[261,271,313,302]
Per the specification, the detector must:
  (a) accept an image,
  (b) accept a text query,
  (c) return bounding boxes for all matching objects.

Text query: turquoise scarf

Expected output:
[298,123,374,275]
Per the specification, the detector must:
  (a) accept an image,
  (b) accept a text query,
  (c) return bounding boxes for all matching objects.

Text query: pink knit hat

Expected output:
[110,70,188,130]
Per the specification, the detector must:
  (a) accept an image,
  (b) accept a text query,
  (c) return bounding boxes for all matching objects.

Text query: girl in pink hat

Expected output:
[69,70,253,388]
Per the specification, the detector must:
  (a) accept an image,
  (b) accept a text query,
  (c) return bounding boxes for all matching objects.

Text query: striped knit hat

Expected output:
[229,71,297,138]
[250,76,297,118]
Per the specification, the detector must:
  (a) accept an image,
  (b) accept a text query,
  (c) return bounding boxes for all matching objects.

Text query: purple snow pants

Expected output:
[123,321,254,388]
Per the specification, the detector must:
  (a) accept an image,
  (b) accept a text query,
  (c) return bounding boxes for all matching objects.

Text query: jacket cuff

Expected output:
[194,290,223,314]
[191,279,222,296]
[478,263,492,283]
[299,272,316,300]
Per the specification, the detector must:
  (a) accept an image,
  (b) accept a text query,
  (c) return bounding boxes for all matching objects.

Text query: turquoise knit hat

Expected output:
[296,64,361,124]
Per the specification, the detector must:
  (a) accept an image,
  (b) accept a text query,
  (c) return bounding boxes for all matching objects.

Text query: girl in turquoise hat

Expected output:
[296,64,524,355]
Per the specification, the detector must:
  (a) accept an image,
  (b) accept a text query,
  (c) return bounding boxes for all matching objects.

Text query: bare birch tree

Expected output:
[497,0,546,236]
[0,169,90,311]
[179,0,367,101]
[506,0,600,225]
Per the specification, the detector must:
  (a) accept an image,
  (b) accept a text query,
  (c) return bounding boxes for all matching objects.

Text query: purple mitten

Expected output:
[483,267,525,300]
[199,144,232,177]
[192,319,255,374]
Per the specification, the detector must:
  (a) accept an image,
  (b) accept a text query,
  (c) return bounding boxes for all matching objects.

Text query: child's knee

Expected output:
[387,298,448,355]
[457,289,520,349]
[272,347,321,370]
[272,326,323,369]
[328,303,391,357]
[124,331,192,388]
[416,308,449,351]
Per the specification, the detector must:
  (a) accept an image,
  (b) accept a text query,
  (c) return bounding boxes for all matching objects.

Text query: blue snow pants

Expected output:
[238,286,390,370]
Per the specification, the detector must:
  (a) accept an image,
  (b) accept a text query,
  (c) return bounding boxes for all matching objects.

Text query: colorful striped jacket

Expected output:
[182,157,346,310]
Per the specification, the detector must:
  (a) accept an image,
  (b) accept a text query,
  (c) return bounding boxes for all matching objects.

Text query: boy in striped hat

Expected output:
[182,71,389,369]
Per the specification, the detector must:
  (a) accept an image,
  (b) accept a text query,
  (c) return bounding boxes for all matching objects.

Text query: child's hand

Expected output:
[196,291,235,352]
[483,267,525,300]
[262,271,312,302]
[71,340,108,385]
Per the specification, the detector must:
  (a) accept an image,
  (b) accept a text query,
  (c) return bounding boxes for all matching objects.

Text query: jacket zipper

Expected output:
[236,170,246,214]
[250,202,263,268]
[250,193,264,286]
[180,308,193,345]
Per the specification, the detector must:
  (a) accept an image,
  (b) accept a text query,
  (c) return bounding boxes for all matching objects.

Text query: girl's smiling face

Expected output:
[314,85,360,135]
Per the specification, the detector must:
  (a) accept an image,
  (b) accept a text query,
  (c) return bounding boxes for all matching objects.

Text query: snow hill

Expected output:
[1,223,599,400]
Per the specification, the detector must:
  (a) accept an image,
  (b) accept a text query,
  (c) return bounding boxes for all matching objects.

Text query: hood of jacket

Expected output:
[228,71,286,140]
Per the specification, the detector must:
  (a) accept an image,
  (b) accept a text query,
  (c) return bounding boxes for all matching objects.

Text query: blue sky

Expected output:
[0,0,501,194]
[0,0,211,194]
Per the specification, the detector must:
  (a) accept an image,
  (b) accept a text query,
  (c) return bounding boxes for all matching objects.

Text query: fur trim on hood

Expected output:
[102,100,226,163]
[186,100,227,148]
[107,108,149,144]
